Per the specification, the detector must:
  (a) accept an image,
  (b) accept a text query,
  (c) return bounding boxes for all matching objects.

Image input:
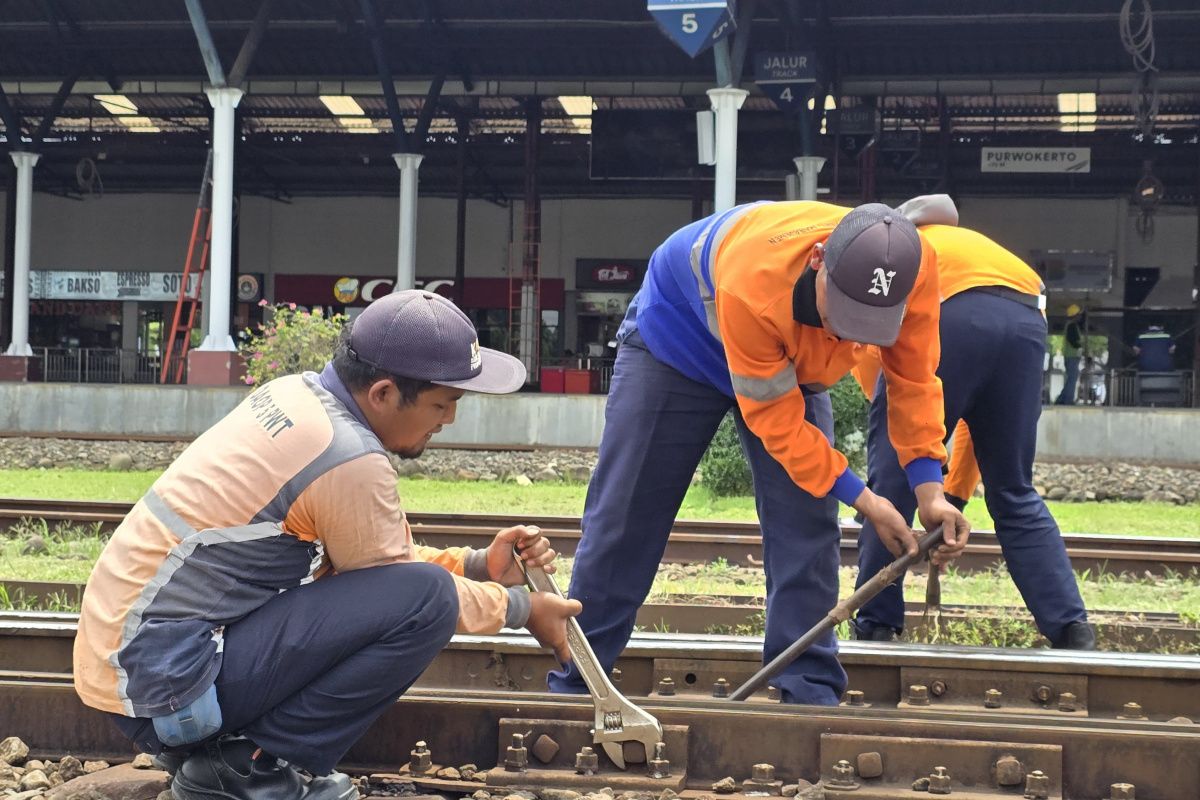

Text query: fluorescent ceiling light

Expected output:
[119,116,162,133]
[1058,92,1097,133]
[319,95,366,116]
[336,117,380,134]
[94,94,138,115]
[557,96,594,116]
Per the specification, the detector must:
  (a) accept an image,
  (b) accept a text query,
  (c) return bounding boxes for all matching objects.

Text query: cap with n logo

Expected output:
[348,289,526,393]
[822,203,923,347]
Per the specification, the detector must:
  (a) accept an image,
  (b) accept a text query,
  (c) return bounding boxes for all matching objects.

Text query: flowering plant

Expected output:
[239,301,348,386]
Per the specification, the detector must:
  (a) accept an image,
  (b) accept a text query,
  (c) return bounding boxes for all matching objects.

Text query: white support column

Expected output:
[392,152,424,292]
[792,156,827,201]
[6,151,40,356]
[198,86,243,352]
[707,87,748,213]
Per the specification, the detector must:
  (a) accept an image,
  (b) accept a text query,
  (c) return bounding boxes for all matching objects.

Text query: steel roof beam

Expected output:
[184,0,227,88]
[227,0,276,89]
[358,0,410,153]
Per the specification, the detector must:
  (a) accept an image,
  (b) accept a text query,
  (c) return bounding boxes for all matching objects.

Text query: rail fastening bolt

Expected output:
[1110,783,1136,800]
[927,766,952,795]
[1024,770,1050,799]
[504,733,528,772]
[649,742,671,779]
[574,746,598,775]
[844,689,866,706]
[907,684,930,706]
[1057,692,1077,712]
[930,680,947,697]
[984,688,1003,709]
[752,764,775,782]
[1033,685,1053,704]
[611,666,622,682]
[713,677,730,698]
[1118,702,1146,720]
[994,755,1024,787]
[409,741,432,774]
[658,676,676,696]
[826,759,858,791]
[767,685,782,701]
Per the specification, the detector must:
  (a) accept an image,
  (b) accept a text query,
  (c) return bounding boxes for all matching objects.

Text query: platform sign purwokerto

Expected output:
[754,51,816,112]
[647,0,736,58]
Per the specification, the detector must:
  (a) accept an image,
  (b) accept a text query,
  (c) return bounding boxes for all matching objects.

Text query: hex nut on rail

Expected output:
[994,755,1024,787]
[743,762,783,795]
[984,689,1003,709]
[1117,703,1147,721]
[927,766,952,795]
[907,684,930,706]
[855,752,883,780]
[1024,770,1050,799]
[657,676,676,696]
[1033,685,1053,704]
[1110,783,1135,800]
[409,741,432,775]
[929,680,947,697]
[649,743,671,780]
[767,686,782,702]
[504,733,528,772]
[825,760,858,792]
[841,690,868,707]
[712,677,730,698]
[574,746,599,776]
[1057,692,1077,713]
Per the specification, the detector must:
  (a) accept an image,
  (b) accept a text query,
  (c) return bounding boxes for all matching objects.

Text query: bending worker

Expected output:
[550,198,970,706]
[850,205,1094,650]
[74,291,581,800]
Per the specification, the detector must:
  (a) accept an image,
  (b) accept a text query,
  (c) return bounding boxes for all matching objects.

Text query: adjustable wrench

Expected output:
[518,560,662,770]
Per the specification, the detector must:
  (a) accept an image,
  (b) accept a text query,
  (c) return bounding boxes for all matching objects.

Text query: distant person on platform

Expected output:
[1133,324,1176,372]
[549,197,970,707]
[849,206,1095,650]
[74,291,581,800]
[1055,304,1084,405]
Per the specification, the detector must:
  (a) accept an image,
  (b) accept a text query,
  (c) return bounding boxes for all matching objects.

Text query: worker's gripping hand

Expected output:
[853,489,917,560]
[914,482,971,567]
[487,525,558,586]
[526,592,583,664]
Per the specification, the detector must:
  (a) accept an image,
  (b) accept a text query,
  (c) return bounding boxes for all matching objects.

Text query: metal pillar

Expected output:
[792,156,826,201]
[392,152,423,292]
[5,151,39,356]
[707,87,748,213]
[198,87,242,352]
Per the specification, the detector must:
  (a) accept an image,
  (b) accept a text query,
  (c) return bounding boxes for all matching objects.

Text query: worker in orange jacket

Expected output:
[550,199,970,705]
[850,202,1093,649]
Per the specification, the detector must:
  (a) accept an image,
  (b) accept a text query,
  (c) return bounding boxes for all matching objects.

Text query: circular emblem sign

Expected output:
[333,277,361,303]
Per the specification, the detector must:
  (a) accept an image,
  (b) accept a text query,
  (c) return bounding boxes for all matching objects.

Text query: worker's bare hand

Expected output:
[525,591,582,664]
[915,483,971,566]
[487,525,559,586]
[855,489,917,558]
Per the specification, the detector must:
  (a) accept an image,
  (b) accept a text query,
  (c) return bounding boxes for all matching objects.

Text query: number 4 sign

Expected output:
[754,51,817,112]
[647,0,737,58]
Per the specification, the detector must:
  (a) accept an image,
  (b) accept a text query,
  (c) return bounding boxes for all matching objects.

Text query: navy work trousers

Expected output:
[548,332,844,704]
[854,291,1088,644]
[111,561,459,775]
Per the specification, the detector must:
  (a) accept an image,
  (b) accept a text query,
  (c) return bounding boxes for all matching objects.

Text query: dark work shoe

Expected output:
[306,772,358,800]
[1052,621,1097,651]
[152,751,189,776]
[172,738,305,800]
[852,620,900,642]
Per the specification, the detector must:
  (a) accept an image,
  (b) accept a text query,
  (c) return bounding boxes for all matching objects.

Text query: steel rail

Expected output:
[2,499,1197,576]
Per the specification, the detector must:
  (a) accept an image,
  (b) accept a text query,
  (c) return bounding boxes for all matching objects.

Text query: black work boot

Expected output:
[172,738,305,800]
[851,620,899,642]
[152,751,189,776]
[1052,621,1097,651]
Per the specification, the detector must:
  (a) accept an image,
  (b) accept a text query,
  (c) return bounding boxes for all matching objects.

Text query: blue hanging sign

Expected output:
[647,0,737,58]
[754,51,817,112]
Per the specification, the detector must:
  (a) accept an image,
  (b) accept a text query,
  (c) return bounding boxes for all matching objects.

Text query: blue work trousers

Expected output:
[549,332,844,704]
[111,562,459,775]
[854,291,1088,644]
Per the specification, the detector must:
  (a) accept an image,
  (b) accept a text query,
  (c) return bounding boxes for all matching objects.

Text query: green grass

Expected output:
[0,468,1196,538]
[0,518,105,583]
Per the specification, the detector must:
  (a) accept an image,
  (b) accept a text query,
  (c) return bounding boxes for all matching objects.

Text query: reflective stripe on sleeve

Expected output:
[730,362,798,402]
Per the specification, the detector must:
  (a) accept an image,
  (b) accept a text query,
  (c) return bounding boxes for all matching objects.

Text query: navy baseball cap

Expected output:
[349,290,526,393]
[822,203,923,347]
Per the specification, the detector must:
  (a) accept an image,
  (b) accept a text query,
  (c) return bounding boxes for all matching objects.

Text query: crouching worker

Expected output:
[73,291,582,800]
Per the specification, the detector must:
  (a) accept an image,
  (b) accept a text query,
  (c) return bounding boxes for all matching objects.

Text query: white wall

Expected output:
[5,190,1197,306]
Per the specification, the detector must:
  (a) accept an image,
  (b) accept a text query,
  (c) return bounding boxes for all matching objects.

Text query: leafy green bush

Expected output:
[699,414,753,497]
[239,302,347,387]
[829,376,868,475]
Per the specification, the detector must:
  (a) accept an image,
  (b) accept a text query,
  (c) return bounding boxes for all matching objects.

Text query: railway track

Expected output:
[3,498,1198,576]
[2,616,1198,797]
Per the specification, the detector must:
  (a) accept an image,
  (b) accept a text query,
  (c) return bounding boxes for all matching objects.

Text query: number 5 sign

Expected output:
[647,0,736,58]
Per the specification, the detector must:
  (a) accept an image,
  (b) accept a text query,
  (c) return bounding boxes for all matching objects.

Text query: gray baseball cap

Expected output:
[349,289,526,393]
[822,203,923,347]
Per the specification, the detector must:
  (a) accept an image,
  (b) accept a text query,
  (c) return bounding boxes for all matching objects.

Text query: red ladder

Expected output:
[160,151,214,384]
